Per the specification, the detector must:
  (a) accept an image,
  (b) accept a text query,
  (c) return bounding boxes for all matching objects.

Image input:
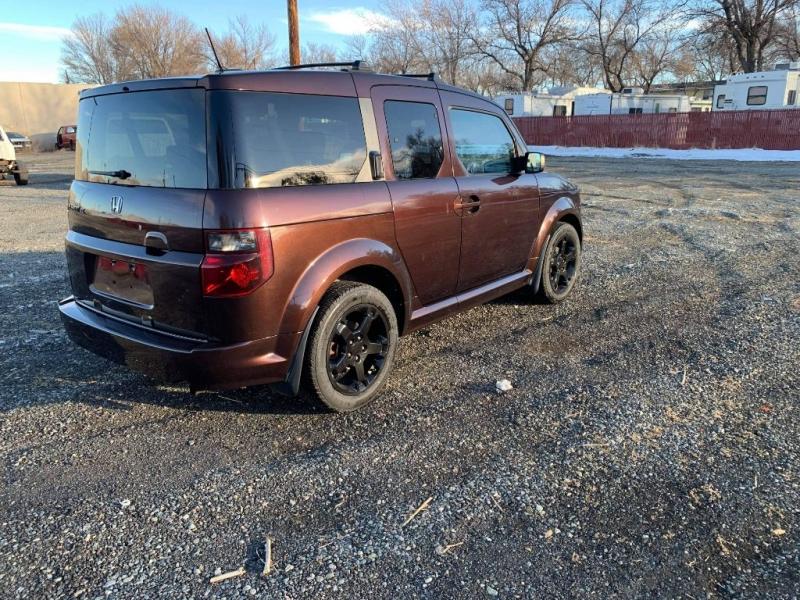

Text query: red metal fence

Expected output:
[513,109,800,150]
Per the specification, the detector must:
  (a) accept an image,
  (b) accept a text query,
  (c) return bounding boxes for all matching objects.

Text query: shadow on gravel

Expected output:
[0,173,72,191]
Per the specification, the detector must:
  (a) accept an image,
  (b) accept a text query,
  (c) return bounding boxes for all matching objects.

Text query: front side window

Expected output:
[208,91,367,189]
[788,90,797,105]
[383,100,444,180]
[504,98,514,114]
[553,105,567,117]
[747,86,768,106]
[716,94,726,108]
[449,109,517,175]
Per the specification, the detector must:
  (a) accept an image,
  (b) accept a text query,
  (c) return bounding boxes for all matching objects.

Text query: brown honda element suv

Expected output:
[60,62,582,412]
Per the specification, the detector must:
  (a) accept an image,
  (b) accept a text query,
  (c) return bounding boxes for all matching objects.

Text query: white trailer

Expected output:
[494,87,609,117]
[713,64,800,111]
[573,88,692,115]
[572,93,612,115]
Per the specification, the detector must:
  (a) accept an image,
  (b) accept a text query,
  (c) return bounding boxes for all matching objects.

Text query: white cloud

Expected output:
[306,7,392,36]
[0,22,72,41]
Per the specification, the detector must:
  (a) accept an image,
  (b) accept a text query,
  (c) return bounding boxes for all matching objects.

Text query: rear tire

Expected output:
[304,281,398,412]
[535,222,581,303]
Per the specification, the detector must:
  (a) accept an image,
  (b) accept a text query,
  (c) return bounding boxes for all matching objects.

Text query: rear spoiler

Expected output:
[79,77,203,100]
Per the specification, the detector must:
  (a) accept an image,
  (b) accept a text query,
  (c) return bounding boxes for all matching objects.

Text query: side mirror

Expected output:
[510,151,546,174]
[526,152,545,173]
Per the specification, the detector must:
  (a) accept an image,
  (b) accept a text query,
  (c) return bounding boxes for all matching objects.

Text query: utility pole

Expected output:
[288,0,300,66]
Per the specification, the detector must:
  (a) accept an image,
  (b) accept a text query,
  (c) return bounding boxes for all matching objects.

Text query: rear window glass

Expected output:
[76,89,206,188]
[208,91,367,189]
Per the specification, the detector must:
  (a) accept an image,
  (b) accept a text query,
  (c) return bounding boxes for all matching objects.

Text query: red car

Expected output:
[56,125,77,150]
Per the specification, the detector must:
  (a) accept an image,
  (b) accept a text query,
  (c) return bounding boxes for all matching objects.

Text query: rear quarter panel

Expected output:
[202,182,413,341]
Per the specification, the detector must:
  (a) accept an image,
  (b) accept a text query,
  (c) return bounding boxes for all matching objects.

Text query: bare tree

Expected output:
[774,6,800,59]
[61,13,119,84]
[687,28,741,79]
[416,0,479,85]
[207,16,276,70]
[301,42,340,64]
[630,26,686,90]
[542,44,604,87]
[471,0,579,91]
[460,60,519,94]
[581,0,684,92]
[111,4,205,79]
[693,0,796,72]
[344,35,371,61]
[369,6,429,74]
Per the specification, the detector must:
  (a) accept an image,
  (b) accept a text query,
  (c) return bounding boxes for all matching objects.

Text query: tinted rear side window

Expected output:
[449,109,516,175]
[76,89,206,188]
[384,101,444,179]
[208,91,367,189]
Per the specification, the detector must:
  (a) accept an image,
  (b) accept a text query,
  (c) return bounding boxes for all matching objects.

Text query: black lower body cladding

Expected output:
[59,297,299,391]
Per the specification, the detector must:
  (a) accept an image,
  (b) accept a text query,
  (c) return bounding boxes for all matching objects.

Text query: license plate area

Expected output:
[90,255,155,308]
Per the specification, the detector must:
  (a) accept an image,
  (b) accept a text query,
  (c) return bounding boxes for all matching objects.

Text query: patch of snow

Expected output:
[529,145,800,162]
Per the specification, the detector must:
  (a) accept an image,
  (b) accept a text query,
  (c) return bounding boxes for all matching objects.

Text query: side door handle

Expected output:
[454,194,481,214]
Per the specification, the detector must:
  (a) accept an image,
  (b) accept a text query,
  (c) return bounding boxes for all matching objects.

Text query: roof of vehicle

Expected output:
[78,66,488,103]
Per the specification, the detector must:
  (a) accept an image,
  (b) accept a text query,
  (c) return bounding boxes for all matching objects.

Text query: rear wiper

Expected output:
[89,169,132,180]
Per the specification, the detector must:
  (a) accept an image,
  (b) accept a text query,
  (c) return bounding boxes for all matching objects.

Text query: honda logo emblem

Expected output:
[110,196,123,214]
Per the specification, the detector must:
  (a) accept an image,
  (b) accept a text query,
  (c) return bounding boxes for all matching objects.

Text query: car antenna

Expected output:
[205,27,226,73]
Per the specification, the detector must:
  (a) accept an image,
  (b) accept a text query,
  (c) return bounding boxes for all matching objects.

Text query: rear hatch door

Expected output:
[66,87,209,339]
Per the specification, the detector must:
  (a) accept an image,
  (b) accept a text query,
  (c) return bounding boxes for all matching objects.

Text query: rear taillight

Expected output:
[201,229,273,297]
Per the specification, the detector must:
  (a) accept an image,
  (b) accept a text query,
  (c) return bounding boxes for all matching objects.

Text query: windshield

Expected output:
[76,89,206,188]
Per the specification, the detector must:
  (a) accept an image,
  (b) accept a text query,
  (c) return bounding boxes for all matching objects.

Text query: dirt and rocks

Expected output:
[0,151,798,598]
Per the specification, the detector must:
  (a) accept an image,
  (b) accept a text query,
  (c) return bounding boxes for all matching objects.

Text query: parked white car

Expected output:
[0,126,29,185]
[6,131,32,150]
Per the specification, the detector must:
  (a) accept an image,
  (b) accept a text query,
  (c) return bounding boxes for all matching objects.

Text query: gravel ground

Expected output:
[1,151,798,599]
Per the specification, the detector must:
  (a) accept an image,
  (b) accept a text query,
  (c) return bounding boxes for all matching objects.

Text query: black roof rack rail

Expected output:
[398,72,437,81]
[274,60,369,72]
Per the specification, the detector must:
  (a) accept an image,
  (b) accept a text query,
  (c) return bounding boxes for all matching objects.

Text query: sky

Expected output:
[0,1,387,83]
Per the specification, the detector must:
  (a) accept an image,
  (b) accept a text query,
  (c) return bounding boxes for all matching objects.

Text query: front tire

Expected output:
[13,167,29,186]
[536,222,581,303]
[304,281,398,412]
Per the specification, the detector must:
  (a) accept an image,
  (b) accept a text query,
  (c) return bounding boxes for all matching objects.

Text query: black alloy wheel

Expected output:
[537,222,581,303]
[327,304,390,395]
[548,234,578,294]
[305,281,399,412]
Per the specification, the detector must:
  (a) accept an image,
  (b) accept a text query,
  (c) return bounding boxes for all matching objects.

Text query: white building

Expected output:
[573,87,693,115]
[493,87,609,117]
[713,63,800,111]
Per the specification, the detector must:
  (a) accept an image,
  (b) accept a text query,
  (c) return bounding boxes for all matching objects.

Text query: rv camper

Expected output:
[494,87,609,117]
[573,88,692,115]
[713,64,800,111]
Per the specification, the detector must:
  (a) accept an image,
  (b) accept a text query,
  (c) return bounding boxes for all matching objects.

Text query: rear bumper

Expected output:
[59,297,298,391]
